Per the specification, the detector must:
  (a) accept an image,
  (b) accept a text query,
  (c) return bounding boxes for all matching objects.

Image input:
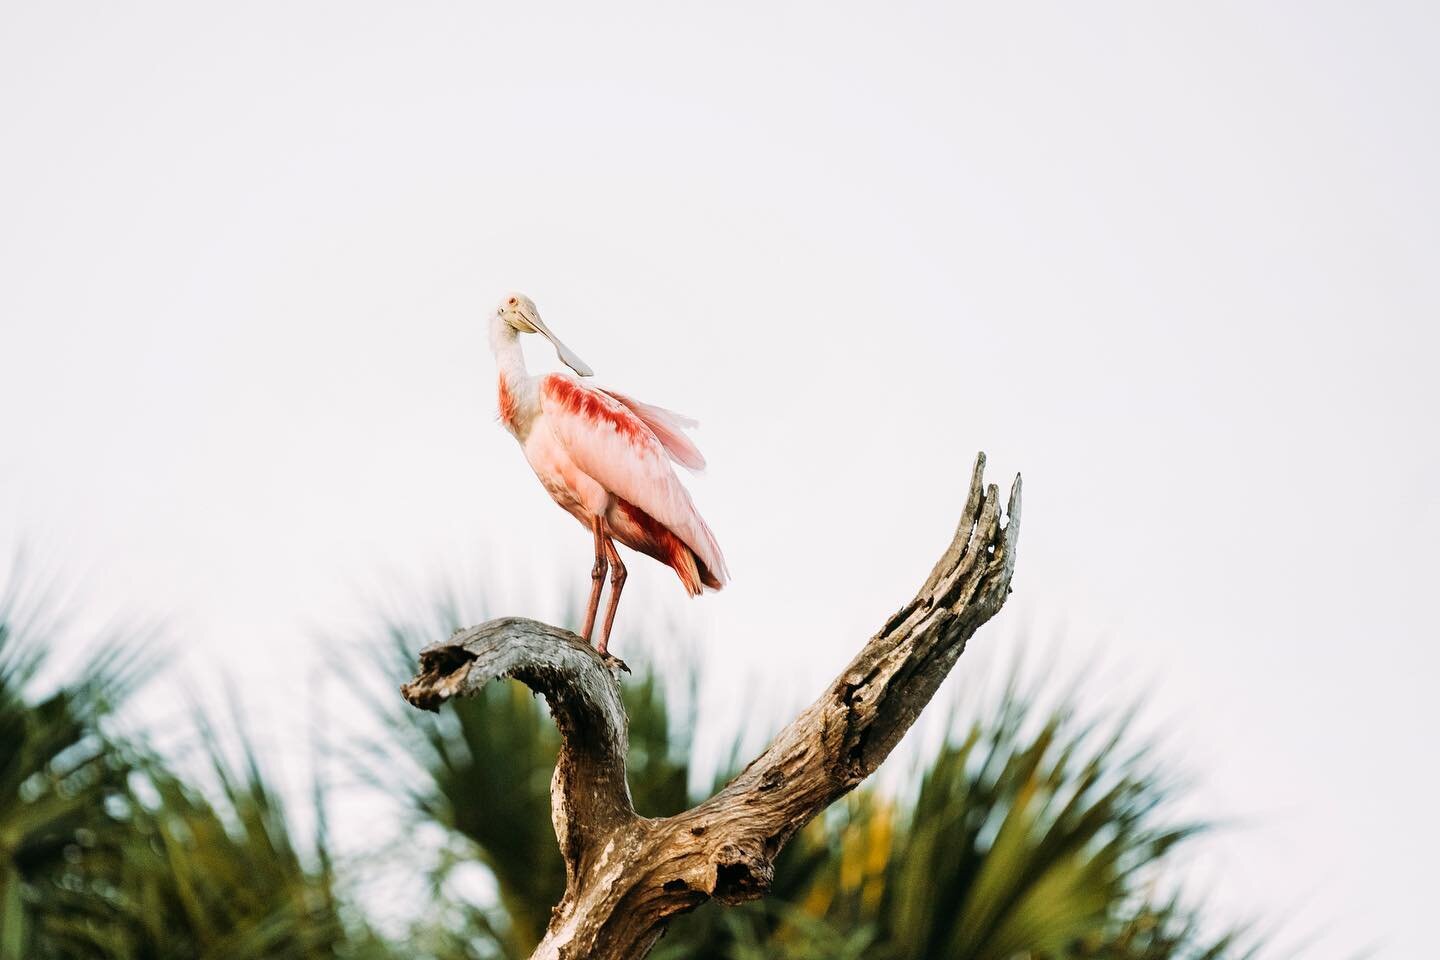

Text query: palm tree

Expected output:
[1,574,392,960]
[31,713,397,960]
[709,683,1255,959]
[0,579,144,960]
[72,735,385,959]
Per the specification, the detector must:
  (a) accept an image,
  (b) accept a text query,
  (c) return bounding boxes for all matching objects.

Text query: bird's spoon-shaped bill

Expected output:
[529,315,593,377]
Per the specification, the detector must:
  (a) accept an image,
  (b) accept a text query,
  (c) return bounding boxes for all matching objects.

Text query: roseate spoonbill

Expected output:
[489,293,728,666]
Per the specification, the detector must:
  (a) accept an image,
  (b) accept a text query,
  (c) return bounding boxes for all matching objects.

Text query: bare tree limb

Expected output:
[400,452,1021,960]
[401,617,635,880]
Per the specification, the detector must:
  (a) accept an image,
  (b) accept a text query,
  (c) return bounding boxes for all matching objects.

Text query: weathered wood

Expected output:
[401,452,1021,960]
[401,617,637,878]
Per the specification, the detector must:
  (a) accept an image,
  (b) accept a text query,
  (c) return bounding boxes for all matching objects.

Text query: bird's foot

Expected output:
[599,651,631,675]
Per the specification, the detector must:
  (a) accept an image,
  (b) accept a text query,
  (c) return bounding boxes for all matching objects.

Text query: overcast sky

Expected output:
[2,2,1437,956]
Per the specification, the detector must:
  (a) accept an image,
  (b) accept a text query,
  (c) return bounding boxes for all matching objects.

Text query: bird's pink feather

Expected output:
[600,388,707,471]
[539,374,729,589]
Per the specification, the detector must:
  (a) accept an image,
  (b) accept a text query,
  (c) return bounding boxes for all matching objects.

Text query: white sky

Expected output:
[2,2,1437,956]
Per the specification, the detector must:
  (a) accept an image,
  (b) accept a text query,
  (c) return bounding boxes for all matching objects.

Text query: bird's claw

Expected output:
[600,652,631,675]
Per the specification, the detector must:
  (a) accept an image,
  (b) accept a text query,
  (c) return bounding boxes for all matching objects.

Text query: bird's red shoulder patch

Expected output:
[543,375,650,445]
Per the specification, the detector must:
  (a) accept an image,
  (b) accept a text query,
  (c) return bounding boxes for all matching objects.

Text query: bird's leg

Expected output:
[596,533,629,672]
[580,515,608,642]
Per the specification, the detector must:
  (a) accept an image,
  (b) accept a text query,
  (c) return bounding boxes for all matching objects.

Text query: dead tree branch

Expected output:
[401,452,1022,960]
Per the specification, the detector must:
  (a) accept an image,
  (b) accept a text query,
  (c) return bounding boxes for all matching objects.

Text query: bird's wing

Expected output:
[598,388,706,471]
[539,373,728,585]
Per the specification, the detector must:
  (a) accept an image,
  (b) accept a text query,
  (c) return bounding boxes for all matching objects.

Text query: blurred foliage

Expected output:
[0,583,138,960]
[3,578,1262,960]
[50,733,396,960]
[643,689,1249,960]
[0,584,390,960]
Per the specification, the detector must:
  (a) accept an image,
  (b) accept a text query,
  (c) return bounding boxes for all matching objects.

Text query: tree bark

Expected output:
[401,452,1021,960]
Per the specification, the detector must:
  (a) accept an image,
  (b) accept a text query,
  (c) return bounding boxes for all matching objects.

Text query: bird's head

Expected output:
[496,293,594,377]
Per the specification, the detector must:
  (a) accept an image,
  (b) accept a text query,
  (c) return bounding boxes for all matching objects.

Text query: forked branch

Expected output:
[401,452,1021,960]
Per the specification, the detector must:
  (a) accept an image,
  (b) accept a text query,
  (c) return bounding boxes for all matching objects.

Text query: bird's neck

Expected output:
[490,315,530,380]
[490,316,540,439]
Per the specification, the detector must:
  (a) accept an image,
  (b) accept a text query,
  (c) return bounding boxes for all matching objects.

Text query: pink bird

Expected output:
[489,293,729,666]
